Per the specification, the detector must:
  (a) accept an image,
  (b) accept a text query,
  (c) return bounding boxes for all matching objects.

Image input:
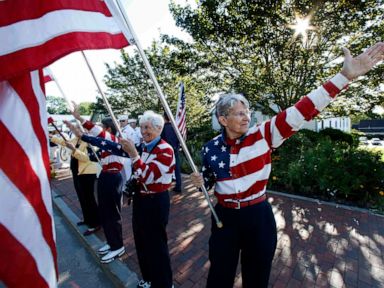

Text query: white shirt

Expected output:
[121,124,135,141]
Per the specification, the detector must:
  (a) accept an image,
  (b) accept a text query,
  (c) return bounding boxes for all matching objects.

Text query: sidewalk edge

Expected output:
[52,188,139,288]
[267,189,384,218]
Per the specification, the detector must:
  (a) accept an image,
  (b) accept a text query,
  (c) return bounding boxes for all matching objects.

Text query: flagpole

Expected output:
[47,67,102,164]
[80,51,123,137]
[48,121,67,141]
[111,0,223,228]
[47,67,73,111]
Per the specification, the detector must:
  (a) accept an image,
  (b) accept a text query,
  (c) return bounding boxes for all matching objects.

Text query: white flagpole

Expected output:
[45,67,73,111]
[46,67,101,164]
[80,51,123,137]
[109,0,223,228]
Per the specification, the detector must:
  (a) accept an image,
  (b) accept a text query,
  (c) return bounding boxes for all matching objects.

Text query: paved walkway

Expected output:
[51,169,384,288]
[55,208,116,288]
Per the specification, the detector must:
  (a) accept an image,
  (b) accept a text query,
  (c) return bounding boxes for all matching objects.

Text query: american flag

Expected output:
[0,1,130,286]
[175,82,187,139]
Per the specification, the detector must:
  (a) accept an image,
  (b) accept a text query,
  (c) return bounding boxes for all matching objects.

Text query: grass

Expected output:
[369,146,384,162]
[359,145,384,162]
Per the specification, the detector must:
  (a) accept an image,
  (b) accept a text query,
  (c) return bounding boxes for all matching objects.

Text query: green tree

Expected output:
[103,42,214,133]
[46,95,69,114]
[77,102,93,115]
[169,0,384,116]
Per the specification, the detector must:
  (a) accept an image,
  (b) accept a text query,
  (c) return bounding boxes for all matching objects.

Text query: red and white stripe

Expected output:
[0,0,130,81]
[213,73,350,202]
[0,70,57,287]
[134,140,175,193]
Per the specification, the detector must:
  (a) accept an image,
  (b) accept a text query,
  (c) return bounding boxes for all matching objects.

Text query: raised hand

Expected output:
[70,101,83,122]
[63,120,83,138]
[341,42,384,80]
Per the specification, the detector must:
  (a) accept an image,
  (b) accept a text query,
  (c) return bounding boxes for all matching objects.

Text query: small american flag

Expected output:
[175,82,187,139]
[43,68,54,84]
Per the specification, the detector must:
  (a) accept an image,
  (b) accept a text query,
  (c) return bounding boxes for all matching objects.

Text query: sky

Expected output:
[45,0,193,104]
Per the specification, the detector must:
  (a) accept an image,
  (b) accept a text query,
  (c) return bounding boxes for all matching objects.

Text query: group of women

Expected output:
[53,42,383,288]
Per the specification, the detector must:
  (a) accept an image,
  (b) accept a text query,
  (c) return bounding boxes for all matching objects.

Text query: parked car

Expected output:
[358,136,369,146]
[371,138,383,146]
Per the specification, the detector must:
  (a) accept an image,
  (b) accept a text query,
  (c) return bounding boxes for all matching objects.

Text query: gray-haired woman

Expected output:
[190,43,384,287]
[72,111,175,288]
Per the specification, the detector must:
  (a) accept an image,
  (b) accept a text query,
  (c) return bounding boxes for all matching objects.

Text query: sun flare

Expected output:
[288,14,315,44]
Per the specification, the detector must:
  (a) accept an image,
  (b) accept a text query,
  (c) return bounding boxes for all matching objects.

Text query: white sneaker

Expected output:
[137,280,151,288]
[97,243,111,255]
[100,246,125,264]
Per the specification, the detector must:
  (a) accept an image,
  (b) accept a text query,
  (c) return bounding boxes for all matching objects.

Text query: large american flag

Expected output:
[0,1,130,286]
[175,82,187,139]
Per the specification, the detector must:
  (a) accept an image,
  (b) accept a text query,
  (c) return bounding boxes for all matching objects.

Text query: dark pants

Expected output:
[77,174,99,228]
[207,200,277,288]
[97,171,123,250]
[174,150,181,191]
[71,166,99,228]
[132,192,173,288]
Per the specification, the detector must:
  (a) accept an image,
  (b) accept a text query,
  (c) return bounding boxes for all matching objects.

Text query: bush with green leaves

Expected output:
[269,129,384,209]
[319,128,356,147]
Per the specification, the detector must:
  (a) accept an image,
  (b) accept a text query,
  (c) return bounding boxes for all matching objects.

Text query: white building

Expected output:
[301,117,351,133]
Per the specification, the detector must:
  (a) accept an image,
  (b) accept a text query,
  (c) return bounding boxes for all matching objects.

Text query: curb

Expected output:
[267,189,384,218]
[52,189,139,288]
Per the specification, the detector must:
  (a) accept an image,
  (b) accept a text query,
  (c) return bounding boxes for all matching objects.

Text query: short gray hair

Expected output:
[215,93,250,118]
[139,110,164,130]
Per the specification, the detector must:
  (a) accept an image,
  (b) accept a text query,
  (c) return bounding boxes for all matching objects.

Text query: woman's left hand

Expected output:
[341,42,384,80]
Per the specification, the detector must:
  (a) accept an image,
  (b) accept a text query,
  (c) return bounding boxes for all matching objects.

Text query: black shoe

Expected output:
[77,221,86,226]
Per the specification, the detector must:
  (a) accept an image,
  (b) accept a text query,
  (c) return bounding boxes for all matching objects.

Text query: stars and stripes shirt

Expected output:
[80,135,176,193]
[82,120,125,172]
[202,73,350,205]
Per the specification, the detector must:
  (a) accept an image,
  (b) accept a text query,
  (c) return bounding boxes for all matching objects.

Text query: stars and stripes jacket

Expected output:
[81,134,176,193]
[82,120,125,172]
[201,73,350,205]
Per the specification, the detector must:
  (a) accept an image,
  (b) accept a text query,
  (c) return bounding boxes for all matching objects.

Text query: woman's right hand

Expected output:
[65,141,76,151]
[190,172,204,188]
[63,120,83,138]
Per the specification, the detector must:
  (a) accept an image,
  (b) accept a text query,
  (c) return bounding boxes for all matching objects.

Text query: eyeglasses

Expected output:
[227,110,251,118]
[119,120,126,122]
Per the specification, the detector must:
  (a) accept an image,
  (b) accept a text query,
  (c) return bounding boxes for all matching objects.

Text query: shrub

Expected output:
[269,130,384,209]
[180,126,217,173]
[319,128,355,147]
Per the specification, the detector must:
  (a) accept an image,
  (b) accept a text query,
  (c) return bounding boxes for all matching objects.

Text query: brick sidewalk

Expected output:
[52,169,384,288]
